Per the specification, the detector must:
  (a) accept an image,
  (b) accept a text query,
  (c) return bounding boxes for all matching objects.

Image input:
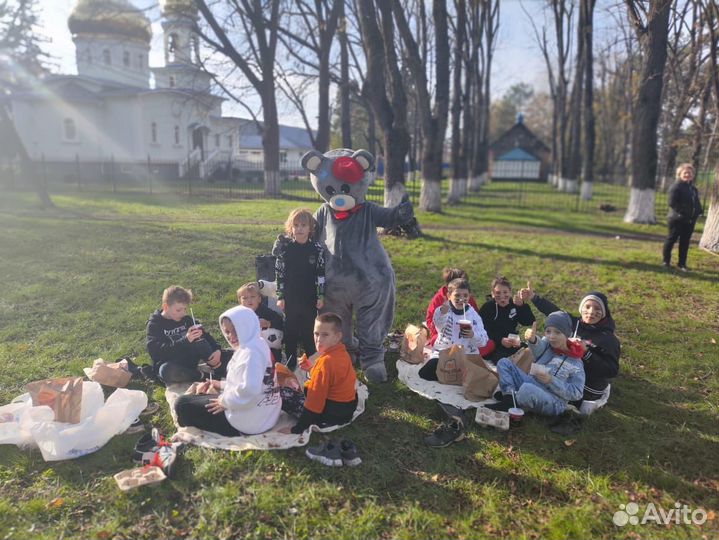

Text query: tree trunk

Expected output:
[262,88,281,197]
[581,0,596,200]
[623,0,671,224]
[565,0,585,191]
[339,3,352,148]
[699,166,719,253]
[448,0,466,205]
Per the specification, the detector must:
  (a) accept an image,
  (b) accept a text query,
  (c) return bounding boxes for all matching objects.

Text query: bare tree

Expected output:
[393,0,451,212]
[623,0,673,223]
[580,0,597,199]
[195,0,283,196]
[275,0,342,152]
[356,0,411,206]
[448,0,466,204]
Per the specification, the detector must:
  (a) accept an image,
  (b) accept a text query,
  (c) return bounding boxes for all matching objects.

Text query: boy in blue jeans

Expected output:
[486,311,585,416]
[146,285,231,384]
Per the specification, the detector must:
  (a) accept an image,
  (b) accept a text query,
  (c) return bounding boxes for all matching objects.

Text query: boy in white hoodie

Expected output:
[174,305,281,436]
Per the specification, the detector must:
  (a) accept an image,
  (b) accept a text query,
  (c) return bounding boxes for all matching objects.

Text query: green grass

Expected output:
[0,190,717,540]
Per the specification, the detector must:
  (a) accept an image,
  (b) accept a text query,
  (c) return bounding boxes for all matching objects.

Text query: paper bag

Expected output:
[400,324,429,364]
[26,377,84,424]
[275,363,301,391]
[84,358,132,388]
[436,345,465,386]
[462,357,499,401]
[509,347,534,374]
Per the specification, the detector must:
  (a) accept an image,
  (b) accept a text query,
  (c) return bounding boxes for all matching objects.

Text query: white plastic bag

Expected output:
[0,382,147,461]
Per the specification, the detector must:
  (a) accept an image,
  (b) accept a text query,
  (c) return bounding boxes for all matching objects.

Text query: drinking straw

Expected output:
[209,370,213,384]
[572,320,579,339]
[190,307,196,326]
[511,390,517,409]
[283,354,295,367]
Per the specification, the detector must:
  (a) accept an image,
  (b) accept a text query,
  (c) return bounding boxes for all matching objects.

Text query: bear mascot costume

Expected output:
[301,148,415,382]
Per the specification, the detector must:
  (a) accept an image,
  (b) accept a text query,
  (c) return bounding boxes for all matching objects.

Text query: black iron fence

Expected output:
[2,155,713,220]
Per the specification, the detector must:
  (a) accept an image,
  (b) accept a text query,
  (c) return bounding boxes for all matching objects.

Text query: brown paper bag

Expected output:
[462,358,499,401]
[436,345,465,385]
[400,324,428,364]
[26,377,84,424]
[509,347,534,374]
[85,358,132,388]
[275,363,301,391]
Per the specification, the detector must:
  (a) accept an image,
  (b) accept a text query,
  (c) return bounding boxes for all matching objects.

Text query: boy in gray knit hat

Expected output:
[486,311,585,417]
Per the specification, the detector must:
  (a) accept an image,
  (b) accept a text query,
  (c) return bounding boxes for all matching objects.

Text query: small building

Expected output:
[489,115,550,182]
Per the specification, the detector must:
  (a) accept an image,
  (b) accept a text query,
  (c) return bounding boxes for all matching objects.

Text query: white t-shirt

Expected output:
[432,305,488,356]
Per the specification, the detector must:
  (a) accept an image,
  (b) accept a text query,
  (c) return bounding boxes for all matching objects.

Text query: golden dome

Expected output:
[160,0,198,17]
[68,0,152,42]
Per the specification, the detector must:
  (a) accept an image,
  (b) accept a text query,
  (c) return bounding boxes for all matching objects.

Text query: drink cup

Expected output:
[507,333,520,347]
[458,319,472,337]
[508,407,524,426]
[530,363,548,377]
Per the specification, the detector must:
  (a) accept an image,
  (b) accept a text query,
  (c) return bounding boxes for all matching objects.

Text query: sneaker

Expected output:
[662,262,671,270]
[133,428,179,477]
[485,394,513,412]
[125,418,145,434]
[339,439,362,466]
[139,402,160,417]
[305,441,343,466]
[424,420,465,448]
[678,266,689,272]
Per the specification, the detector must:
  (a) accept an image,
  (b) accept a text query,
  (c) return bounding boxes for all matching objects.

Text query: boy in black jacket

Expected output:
[520,283,620,408]
[478,276,535,363]
[146,286,230,384]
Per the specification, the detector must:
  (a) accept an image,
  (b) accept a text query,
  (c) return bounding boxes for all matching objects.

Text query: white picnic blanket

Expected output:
[165,381,368,451]
[396,359,495,409]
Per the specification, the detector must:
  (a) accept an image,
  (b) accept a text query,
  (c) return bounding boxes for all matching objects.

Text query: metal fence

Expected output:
[2,156,713,220]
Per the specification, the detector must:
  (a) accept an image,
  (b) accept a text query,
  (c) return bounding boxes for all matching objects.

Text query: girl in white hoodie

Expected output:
[174,306,281,435]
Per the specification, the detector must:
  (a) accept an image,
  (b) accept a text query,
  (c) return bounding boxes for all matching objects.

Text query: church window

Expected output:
[168,34,178,63]
[138,53,144,68]
[151,122,158,143]
[123,51,130,67]
[63,118,77,141]
[169,76,176,88]
[174,126,180,145]
[280,152,287,163]
[215,134,220,148]
[190,37,199,64]
[227,135,233,149]
[103,49,111,65]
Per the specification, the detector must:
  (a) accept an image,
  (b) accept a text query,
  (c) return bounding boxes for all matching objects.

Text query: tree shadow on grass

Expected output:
[438,237,719,283]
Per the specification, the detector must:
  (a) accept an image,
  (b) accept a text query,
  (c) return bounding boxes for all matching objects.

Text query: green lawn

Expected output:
[0,191,717,540]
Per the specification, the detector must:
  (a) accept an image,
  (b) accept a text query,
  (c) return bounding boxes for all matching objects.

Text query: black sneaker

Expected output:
[424,420,466,448]
[485,394,513,412]
[305,441,343,466]
[678,265,689,272]
[339,439,362,466]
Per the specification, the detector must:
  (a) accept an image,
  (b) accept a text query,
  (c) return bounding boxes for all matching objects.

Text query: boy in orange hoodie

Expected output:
[281,312,358,434]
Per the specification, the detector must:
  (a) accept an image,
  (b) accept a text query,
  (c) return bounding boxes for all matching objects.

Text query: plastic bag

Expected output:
[0,382,147,461]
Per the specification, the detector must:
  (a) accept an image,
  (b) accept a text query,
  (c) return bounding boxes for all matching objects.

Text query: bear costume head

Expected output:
[301,148,375,212]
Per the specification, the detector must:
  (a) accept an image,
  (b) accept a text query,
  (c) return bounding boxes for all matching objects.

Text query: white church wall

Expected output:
[74,36,150,88]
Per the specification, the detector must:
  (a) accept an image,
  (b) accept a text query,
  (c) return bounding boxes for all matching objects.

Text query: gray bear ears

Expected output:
[301,149,376,174]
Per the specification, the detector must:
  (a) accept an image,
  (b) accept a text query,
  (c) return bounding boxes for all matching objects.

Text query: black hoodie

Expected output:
[478,298,535,361]
[146,309,220,370]
[532,291,620,401]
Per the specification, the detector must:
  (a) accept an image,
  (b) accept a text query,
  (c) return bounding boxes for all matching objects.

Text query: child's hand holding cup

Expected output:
[458,319,473,338]
[506,333,521,348]
[530,363,551,384]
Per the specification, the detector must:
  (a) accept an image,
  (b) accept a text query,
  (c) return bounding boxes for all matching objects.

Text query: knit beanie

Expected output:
[579,294,607,320]
[545,311,573,338]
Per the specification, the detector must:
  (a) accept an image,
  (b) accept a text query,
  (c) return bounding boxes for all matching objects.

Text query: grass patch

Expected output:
[0,190,717,539]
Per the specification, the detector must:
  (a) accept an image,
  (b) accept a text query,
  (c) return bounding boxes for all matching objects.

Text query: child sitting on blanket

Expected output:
[280,312,358,434]
[477,276,535,363]
[419,278,489,381]
[146,285,231,384]
[174,306,281,436]
[425,267,480,347]
[485,311,585,417]
[237,281,284,364]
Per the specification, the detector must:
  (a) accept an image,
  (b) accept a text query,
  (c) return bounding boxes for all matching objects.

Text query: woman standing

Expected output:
[663,163,703,272]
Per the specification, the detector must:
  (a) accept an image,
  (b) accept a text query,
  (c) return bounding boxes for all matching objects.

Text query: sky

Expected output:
[37,0,618,128]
